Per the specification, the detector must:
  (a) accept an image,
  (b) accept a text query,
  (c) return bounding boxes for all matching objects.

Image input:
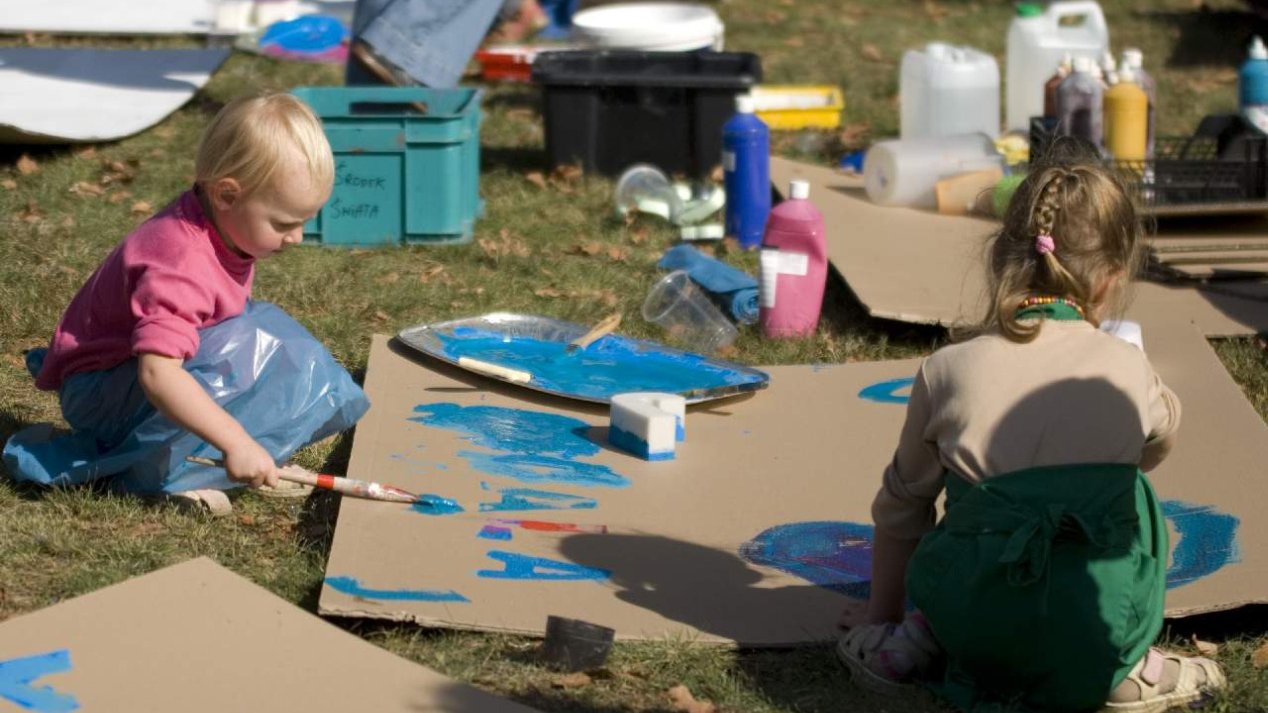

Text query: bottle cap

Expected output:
[789,180,810,200]
[1121,48,1143,69]
[1072,55,1094,74]
[1117,65,1137,84]
[1100,51,1116,72]
[1016,2,1041,17]
[735,94,755,113]
[1251,36,1268,61]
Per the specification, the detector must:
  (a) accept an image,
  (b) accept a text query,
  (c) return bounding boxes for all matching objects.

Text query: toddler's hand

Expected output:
[223,440,280,488]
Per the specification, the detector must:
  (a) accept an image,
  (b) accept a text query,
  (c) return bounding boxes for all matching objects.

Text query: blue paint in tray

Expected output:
[324,576,470,602]
[0,649,80,713]
[434,327,764,401]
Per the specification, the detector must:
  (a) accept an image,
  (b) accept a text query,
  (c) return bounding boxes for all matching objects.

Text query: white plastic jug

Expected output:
[863,134,1004,209]
[901,42,1001,139]
[1006,0,1109,132]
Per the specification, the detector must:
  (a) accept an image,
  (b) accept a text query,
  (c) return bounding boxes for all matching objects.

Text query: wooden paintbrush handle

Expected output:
[569,313,622,351]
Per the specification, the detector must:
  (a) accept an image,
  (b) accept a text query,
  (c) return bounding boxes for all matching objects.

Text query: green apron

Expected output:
[905,302,1168,712]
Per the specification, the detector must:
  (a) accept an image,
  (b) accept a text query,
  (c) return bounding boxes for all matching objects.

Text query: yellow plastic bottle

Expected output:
[1104,65,1149,162]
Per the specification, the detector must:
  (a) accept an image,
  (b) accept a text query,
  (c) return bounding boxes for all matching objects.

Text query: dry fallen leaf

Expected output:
[70,181,106,197]
[534,287,564,298]
[551,672,592,689]
[1,179,16,190]
[108,191,134,204]
[373,310,391,323]
[784,36,804,48]
[154,126,176,139]
[838,122,872,150]
[19,201,43,223]
[552,164,583,182]
[1192,635,1219,657]
[567,241,603,257]
[1252,641,1268,668]
[862,44,883,62]
[130,200,153,216]
[74,146,97,160]
[525,171,548,189]
[237,514,257,526]
[607,245,629,262]
[923,0,950,20]
[16,154,38,175]
[629,226,649,245]
[60,216,76,229]
[667,684,716,713]
[377,272,401,285]
[418,264,446,283]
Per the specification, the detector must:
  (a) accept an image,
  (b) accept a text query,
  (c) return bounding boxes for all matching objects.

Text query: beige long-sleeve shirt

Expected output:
[871,319,1181,541]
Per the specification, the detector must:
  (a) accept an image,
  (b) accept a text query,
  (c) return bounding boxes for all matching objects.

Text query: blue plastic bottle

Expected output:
[723,95,771,250]
[1240,36,1268,135]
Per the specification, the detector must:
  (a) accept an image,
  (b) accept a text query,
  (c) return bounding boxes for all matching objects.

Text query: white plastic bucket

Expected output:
[901,42,1000,139]
[863,134,1004,209]
[1005,0,1109,131]
[570,3,724,52]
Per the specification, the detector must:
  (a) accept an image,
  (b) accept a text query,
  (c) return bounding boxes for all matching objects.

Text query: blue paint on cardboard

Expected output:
[460,451,629,488]
[436,328,764,400]
[324,576,470,602]
[411,403,598,458]
[858,377,915,404]
[409,495,464,516]
[739,521,874,600]
[480,488,598,512]
[477,550,611,581]
[0,650,79,713]
[1162,500,1241,589]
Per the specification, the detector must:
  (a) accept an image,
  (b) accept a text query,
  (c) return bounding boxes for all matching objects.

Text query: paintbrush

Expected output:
[185,455,423,505]
[566,313,622,355]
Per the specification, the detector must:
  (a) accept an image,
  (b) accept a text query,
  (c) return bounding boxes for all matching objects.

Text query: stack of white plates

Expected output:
[570,3,724,52]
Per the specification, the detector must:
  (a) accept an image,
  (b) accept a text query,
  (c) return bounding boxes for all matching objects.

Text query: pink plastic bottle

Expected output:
[759,179,827,338]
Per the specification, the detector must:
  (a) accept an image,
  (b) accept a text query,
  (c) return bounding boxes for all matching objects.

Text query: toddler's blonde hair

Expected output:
[978,141,1143,343]
[194,92,333,198]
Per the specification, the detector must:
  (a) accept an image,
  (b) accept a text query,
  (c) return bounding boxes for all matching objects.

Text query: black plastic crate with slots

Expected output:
[532,50,762,179]
[1030,118,1268,216]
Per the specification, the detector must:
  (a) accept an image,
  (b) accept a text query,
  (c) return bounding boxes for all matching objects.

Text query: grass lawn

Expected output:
[3,0,1268,710]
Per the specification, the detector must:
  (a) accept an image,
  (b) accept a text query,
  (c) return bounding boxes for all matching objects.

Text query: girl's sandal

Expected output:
[836,623,912,695]
[1102,648,1226,713]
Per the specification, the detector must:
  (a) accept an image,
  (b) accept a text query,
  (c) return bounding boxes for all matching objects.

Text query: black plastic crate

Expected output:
[532,50,762,178]
[1112,136,1268,216]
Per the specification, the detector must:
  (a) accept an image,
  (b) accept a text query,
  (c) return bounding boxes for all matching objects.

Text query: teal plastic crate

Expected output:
[293,86,483,246]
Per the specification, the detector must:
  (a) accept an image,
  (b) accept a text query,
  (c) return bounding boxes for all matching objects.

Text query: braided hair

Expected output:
[974,147,1142,343]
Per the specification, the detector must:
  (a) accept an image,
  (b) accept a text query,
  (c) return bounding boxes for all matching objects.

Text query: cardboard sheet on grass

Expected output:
[0,557,538,712]
[0,48,229,144]
[321,333,1266,645]
[770,157,1268,337]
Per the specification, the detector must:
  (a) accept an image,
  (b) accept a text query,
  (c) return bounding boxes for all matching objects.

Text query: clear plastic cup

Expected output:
[613,164,683,222]
[641,270,738,354]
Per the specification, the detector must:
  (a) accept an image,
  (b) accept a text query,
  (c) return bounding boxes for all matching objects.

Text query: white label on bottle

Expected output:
[759,249,780,308]
[722,151,736,172]
[1246,106,1268,135]
[776,251,809,276]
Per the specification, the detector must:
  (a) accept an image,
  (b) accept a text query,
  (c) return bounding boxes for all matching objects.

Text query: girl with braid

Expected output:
[835,153,1226,712]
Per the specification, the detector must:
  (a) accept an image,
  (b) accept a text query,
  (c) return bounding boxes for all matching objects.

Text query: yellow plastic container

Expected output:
[1104,70,1148,162]
[750,85,844,130]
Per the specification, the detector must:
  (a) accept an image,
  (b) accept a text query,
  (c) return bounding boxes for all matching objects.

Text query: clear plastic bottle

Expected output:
[1056,55,1104,150]
[1005,0,1110,131]
[1120,48,1156,155]
[1105,65,1148,161]
[1043,52,1073,119]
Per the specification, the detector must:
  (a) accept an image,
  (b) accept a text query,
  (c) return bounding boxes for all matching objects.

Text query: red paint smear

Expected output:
[515,520,608,534]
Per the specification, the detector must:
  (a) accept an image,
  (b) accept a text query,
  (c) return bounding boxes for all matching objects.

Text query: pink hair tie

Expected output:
[1035,234,1056,255]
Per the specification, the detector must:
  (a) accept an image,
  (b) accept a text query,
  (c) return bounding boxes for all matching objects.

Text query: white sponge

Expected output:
[609,392,686,461]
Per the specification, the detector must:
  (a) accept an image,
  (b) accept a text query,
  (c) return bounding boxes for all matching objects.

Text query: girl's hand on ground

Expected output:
[837,597,869,630]
[223,440,280,488]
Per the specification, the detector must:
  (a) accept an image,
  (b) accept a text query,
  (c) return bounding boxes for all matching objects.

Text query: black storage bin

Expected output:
[532,50,762,178]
